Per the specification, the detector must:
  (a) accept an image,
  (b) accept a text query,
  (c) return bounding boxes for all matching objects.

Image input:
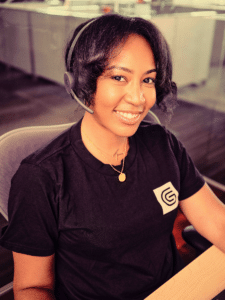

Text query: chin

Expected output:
[115,123,141,138]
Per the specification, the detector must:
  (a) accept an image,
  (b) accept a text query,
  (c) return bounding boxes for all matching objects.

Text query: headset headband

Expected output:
[65,19,96,114]
[66,19,96,70]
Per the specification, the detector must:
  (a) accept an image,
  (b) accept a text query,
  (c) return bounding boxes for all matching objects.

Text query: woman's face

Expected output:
[90,34,157,138]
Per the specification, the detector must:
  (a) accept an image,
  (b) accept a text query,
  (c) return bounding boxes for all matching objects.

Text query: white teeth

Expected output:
[116,111,139,119]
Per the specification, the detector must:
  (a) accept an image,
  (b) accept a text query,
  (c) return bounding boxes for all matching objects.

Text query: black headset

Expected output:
[64,19,96,114]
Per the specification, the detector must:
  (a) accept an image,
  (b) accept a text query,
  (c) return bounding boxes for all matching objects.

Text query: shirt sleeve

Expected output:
[167,129,205,201]
[0,162,58,256]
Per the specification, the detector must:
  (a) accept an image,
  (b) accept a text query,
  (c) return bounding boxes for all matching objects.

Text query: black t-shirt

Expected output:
[0,119,205,300]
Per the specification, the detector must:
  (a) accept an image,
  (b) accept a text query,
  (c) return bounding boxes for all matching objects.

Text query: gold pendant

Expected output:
[119,173,126,182]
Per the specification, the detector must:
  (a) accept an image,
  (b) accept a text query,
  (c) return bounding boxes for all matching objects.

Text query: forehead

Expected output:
[107,34,155,69]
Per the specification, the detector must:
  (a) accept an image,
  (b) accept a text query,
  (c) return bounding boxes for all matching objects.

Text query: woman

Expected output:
[1,14,225,300]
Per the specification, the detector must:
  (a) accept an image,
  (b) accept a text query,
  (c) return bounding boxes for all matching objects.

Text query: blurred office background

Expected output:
[1,0,225,185]
[0,0,225,299]
[0,0,225,184]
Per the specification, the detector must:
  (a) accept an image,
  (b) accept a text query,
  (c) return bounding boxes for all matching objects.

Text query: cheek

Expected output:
[145,88,157,106]
[103,82,123,99]
[95,85,122,108]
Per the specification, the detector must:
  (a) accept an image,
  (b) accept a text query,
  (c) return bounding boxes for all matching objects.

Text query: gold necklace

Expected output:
[82,132,127,182]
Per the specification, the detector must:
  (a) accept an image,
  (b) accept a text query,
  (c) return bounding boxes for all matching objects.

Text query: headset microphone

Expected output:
[64,19,96,114]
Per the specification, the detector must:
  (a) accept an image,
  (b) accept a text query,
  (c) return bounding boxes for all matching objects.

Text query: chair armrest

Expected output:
[182,225,212,256]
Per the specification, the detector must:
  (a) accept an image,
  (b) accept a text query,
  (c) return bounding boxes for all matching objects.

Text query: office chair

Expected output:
[0,110,160,220]
[182,225,212,257]
[0,111,160,297]
[0,122,74,297]
[182,176,225,257]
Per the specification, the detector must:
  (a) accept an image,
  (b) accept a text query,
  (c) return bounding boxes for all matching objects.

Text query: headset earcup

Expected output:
[64,72,94,114]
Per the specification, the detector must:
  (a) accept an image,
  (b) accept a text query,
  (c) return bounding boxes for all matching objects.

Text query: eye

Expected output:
[143,77,155,84]
[112,76,126,82]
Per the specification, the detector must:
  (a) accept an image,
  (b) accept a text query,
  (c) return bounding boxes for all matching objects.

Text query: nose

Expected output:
[124,82,145,106]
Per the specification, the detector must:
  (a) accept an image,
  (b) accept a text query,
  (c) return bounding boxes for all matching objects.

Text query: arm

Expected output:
[13,252,55,300]
[179,183,225,253]
[144,184,225,300]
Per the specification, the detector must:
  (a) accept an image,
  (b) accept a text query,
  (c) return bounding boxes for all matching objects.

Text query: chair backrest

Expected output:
[0,110,160,221]
[144,110,161,125]
[0,122,75,221]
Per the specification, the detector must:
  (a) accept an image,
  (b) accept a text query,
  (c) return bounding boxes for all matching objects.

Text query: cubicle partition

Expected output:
[0,8,32,73]
[0,4,217,88]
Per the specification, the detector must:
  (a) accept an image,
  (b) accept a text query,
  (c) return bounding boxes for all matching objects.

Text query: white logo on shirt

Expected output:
[153,182,179,215]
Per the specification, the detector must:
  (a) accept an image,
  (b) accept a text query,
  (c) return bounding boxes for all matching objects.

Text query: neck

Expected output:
[81,112,128,165]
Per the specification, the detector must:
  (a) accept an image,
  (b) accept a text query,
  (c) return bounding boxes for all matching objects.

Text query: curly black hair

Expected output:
[65,14,177,112]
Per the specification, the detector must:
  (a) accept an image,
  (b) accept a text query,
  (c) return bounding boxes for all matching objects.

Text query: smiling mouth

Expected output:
[115,111,141,119]
[115,110,142,124]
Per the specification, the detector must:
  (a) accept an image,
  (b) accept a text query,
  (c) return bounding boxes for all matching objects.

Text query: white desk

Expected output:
[145,246,225,300]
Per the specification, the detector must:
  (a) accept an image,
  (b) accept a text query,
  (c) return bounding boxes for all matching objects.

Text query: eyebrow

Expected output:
[106,65,157,75]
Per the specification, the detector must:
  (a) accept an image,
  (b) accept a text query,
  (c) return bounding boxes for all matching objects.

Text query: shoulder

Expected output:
[136,120,178,150]
[136,121,205,200]
[16,122,81,184]
[135,121,188,165]
[12,120,83,187]
[22,123,77,167]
